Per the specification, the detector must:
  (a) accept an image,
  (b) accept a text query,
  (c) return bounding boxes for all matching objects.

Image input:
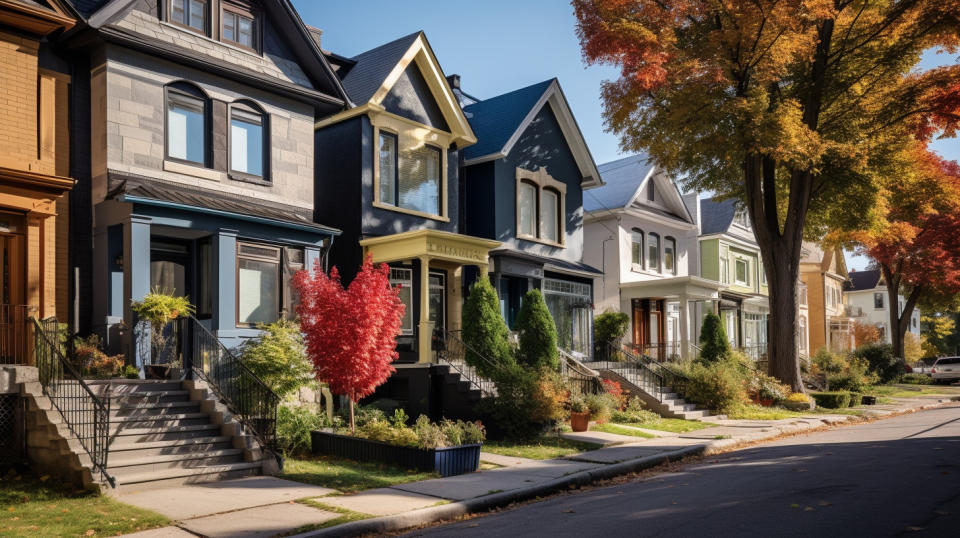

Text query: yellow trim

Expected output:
[372,202,450,222]
[313,102,383,130]
[360,229,499,266]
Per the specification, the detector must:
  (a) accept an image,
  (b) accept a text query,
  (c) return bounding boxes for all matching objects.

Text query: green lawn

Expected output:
[613,417,713,433]
[866,385,953,398]
[283,499,371,536]
[590,423,655,438]
[0,468,168,537]
[482,436,602,460]
[280,455,438,494]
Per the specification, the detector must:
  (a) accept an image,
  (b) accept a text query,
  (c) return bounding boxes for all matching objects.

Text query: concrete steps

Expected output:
[598,366,716,420]
[91,379,265,491]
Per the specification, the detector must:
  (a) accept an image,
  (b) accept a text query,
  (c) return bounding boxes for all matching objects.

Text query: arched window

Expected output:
[647,232,660,272]
[229,100,268,180]
[664,236,676,275]
[518,180,537,237]
[630,228,644,267]
[540,188,560,243]
[165,82,208,166]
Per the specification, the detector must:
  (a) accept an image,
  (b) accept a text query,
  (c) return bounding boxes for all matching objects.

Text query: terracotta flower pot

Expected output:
[570,411,590,432]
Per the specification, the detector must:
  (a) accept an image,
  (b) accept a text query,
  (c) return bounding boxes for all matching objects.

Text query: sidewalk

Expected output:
[122,393,959,538]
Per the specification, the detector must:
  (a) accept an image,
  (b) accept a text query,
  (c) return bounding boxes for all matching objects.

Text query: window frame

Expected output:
[647,232,660,273]
[514,167,566,247]
[517,179,538,239]
[227,100,270,184]
[734,257,750,286]
[374,128,445,219]
[166,0,209,35]
[630,228,644,269]
[220,1,261,53]
[540,187,561,244]
[390,267,415,336]
[664,236,676,275]
[164,82,209,168]
[874,292,884,309]
[235,241,282,328]
[733,209,749,228]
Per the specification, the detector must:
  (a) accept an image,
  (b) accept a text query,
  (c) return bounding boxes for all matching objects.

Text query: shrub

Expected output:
[786,392,811,403]
[515,289,559,371]
[752,372,790,402]
[130,288,195,366]
[462,276,515,377]
[594,311,629,345]
[477,364,562,440]
[240,319,314,400]
[277,405,326,455]
[901,373,933,385]
[810,391,852,409]
[698,313,731,363]
[584,392,618,424]
[812,348,847,376]
[123,365,140,379]
[611,397,660,424]
[847,392,862,407]
[72,334,125,378]
[568,392,588,413]
[681,360,748,413]
[851,343,903,383]
[601,379,626,410]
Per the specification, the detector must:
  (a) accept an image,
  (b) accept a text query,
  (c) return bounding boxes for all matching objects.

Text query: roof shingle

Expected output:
[461,79,554,161]
[583,153,656,212]
[339,31,422,105]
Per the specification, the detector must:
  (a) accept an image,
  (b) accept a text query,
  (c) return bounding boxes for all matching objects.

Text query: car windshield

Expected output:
[934,357,960,365]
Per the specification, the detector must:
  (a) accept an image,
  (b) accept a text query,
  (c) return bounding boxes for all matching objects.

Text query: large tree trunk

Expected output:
[882,264,923,359]
[743,157,810,392]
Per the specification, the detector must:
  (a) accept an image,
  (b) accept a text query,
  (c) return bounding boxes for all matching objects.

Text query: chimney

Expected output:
[305,25,323,50]
[446,74,461,90]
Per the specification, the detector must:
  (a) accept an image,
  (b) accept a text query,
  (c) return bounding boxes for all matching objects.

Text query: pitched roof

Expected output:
[461,79,554,160]
[339,31,422,105]
[700,197,737,235]
[67,0,106,18]
[847,269,882,291]
[584,153,656,212]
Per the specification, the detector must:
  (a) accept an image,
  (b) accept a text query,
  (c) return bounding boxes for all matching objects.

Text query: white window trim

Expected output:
[515,166,566,247]
[734,257,750,286]
[390,267,414,335]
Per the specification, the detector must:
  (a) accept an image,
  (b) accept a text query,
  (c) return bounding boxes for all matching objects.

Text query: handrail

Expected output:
[619,343,690,383]
[31,317,114,487]
[436,330,500,397]
[557,347,599,377]
[558,347,604,395]
[182,316,280,463]
[587,340,669,401]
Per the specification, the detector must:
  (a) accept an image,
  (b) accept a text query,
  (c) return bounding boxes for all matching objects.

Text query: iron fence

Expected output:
[31,317,113,486]
[180,316,279,459]
[436,330,498,397]
[558,348,604,395]
[0,304,34,365]
[0,394,25,466]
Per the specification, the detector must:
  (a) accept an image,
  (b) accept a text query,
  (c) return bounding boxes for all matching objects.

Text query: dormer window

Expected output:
[377,131,441,217]
[169,0,207,33]
[733,209,749,228]
[222,2,259,51]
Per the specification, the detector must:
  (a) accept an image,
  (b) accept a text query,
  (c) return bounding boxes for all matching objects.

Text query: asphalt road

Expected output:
[404,405,960,537]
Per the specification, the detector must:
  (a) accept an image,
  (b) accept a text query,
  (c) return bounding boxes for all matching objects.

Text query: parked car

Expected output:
[930,357,960,383]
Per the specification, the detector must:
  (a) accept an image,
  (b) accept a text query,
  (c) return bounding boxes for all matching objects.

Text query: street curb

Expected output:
[290,445,706,538]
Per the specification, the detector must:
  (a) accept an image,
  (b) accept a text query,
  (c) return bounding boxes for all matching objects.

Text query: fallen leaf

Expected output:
[818,501,832,506]
[85,530,95,536]
[39,475,50,482]
[804,507,815,512]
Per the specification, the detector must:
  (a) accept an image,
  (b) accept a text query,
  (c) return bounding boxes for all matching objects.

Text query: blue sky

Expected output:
[294,1,959,269]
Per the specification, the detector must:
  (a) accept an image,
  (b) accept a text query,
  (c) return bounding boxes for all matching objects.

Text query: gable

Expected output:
[382,62,449,131]
[508,104,578,182]
[629,170,692,223]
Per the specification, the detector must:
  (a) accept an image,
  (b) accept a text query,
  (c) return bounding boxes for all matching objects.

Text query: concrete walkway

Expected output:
[120,394,957,538]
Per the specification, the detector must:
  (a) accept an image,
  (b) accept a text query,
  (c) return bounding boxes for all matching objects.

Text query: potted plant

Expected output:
[131,288,194,375]
[569,393,590,432]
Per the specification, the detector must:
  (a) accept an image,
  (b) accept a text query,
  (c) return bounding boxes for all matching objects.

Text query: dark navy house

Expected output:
[457,78,603,357]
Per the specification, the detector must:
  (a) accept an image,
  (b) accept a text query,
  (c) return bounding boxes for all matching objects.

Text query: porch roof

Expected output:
[359,229,500,266]
[620,276,723,300]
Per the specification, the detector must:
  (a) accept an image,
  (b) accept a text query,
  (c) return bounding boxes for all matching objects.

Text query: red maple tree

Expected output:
[294,255,406,431]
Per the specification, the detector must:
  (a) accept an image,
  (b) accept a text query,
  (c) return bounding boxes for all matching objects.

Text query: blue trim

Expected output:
[120,194,341,236]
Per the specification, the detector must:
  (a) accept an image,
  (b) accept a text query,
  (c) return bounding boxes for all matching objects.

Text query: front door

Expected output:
[149,240,193,365]
[0,211,26,363]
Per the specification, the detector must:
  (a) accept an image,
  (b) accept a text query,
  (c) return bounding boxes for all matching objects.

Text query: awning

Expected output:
[620,275,724,301]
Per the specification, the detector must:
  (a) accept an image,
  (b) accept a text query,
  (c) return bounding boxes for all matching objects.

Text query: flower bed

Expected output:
[310,431,481,477]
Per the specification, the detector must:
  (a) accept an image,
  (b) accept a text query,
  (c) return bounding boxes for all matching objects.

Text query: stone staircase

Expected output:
[88,380,270,490]
[596,364,718,420]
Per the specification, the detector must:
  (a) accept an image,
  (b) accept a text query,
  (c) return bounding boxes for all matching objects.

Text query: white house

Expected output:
[845,268,921,344]
[583,154,721,360]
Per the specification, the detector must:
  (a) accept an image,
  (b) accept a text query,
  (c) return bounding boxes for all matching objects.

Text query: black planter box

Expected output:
[310,431,481,477]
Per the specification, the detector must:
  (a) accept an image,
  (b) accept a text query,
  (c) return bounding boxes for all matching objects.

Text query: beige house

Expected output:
[800,242,855,354]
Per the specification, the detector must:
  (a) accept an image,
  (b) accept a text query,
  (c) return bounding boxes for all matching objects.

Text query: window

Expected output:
[222,4,257,50]
[799,316,808,353]
[169,0,206,32]
[390,268,414,335]
[735,258,749,286]
[733,209,749,228]
[429,273,445,331]
[646,181,655,202]
[874,292,883,309]
[719,246,730,284]
[518,181,537,237]
[543,279,593,355]
[230,103,266,179]
[540,189,560,243]
[237,242,280,326]
[799,285,808,306]
[377,133,442,216]
[647,233,660,272]
[664,236,676,275]
[166,84,207,165]
[281,247,303,319]
[759,260,766,285]
[630,228,644,267]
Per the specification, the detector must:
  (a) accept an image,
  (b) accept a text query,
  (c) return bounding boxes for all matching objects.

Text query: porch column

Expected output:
[213,229,237,333]
[418,256,432,363]
[679,294,690,359]
[125,216,151,371]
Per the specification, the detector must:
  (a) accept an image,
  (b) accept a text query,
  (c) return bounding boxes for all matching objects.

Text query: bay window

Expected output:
[222,5,257,50]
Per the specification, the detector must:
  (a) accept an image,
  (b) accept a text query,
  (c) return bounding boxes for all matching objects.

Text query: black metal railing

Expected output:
[626,342,685,362]
[31,317,113,487]
[587,341,670,401]
[436,330,499,397]
[558,347,604,395]
[739,344,769,362]
[180,316,279,459]
[1,304,34,365]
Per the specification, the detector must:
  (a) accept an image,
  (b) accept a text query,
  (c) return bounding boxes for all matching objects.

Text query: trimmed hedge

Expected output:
[811,391,852,409]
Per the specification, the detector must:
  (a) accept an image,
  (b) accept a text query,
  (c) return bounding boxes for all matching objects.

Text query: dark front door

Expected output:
[149,240,193,366]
